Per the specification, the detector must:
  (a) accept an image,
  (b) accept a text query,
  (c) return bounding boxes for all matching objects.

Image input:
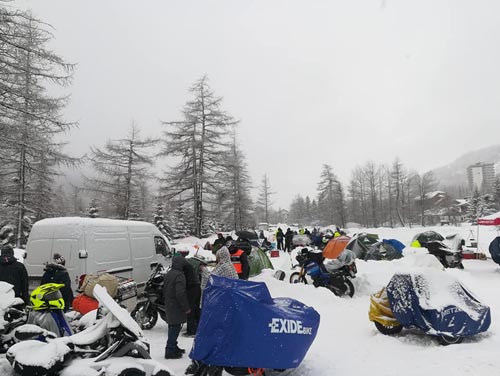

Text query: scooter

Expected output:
[7,284,170,376]
[369,272,490,345]
[289,248,356,297]
[131,263,167,329]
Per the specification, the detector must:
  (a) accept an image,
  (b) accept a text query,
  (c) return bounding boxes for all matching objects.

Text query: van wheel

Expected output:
[131,304,158,330]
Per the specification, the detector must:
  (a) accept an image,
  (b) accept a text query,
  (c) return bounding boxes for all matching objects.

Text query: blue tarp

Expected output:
[190,275,320,369]
[383,239,405,254]
[386,273,491,337]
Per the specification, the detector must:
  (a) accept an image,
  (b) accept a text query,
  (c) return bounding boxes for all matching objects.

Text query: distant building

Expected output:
[467,162,495,194]
[413,191,467,225]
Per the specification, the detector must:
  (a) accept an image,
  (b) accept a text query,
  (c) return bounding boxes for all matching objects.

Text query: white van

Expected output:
[25,217,173,293]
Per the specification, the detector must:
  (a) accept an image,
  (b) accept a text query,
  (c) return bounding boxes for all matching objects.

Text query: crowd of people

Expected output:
[274,226,344,252]
[0,244,73,310]
[163,234,250,362]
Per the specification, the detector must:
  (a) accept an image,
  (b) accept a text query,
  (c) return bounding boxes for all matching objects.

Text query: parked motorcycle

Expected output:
[131,263,167,330]
[289,248,357,297]
[0,282,28,353]
[6,284,169,376]
[189,275,319,376]
[422,240,464,269]
[369,272,490,345]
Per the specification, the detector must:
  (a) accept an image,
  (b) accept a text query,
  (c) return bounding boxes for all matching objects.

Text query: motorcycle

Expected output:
[7,284,170,376]
[369,272,491,345]
[422,240,464,269]
[289,248,356,297]
[131,263,167,330]
[0,282,29,353]
[189,275,319,376]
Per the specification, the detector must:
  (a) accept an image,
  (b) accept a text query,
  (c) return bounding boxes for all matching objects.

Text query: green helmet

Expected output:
[30,283,65,311]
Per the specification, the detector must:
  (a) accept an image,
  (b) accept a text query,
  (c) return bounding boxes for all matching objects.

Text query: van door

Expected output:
[129,225,157,289]
[86,225,133,280]
[51,238,83,293]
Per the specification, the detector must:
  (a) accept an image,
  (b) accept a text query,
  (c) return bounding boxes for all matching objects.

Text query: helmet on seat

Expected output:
[30,283,65,311]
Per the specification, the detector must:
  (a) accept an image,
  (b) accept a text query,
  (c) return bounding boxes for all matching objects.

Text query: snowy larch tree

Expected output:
[220,128,253,231]
[160,75,237,237]
[317,164,345,227]
[0,9,75,247]
[256,174,274,225]
[86,124,158,220]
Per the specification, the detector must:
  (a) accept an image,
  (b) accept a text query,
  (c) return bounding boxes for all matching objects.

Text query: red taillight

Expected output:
[78,274,87,288]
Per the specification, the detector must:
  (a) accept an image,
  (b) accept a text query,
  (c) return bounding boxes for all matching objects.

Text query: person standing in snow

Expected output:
[212,233,226,255]
[227,241,250,280]
[200,246,238,291]
[163,255,191,359]
[186,247,238,375]
[41,253,74,311]
[0,244,29,304]
[276,228,284,250]
[285,228,294,253]
[182,255,202,337]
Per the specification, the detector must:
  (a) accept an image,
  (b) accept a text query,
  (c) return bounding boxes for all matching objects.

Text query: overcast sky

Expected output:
[12,0,500,208]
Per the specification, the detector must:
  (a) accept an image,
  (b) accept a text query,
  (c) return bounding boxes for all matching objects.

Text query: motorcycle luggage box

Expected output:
[305,262,321,277]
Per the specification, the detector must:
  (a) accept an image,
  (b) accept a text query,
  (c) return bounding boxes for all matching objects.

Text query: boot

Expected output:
[185,360,200,375]
[165,349,183,359]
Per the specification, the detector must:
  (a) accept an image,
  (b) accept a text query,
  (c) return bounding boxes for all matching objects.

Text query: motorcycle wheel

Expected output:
[194,364,223,376]
[289,272,307,284]
[117,368,146,376]
[437,335,463,346]
[131,303,158,330]
[343,279,355,298]
[374,321,403,335]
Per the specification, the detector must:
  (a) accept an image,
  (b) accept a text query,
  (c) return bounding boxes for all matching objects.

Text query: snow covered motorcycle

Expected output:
[369,272,491,345]
[131,263,167,329]
[7,284,170,376]
[0,282,29,352]
[289,248,356,297]
[422,240,464,269]
[188,275,319,376]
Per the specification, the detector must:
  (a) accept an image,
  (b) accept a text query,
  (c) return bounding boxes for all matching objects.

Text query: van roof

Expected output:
[33,217,157,228]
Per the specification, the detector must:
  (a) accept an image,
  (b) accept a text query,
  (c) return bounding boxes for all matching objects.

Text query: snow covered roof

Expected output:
[33,217,155,228]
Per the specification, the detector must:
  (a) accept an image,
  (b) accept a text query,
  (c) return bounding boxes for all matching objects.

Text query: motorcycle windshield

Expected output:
[93,284,145,340]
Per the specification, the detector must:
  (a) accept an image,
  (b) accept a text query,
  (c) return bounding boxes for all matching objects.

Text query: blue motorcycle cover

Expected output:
[386,273,491,337]
[190,275,320,369]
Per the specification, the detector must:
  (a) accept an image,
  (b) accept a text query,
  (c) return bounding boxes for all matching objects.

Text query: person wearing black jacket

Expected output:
[164,255,191,359]
[182,256,202,336]
[212,233,226,255]
[284,228,294,253]
[41,253,74,311]
[0,244,29,304]
[276,228,285,250]
[228,241,250,280]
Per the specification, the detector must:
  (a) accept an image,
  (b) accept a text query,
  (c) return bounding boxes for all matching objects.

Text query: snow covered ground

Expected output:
[1,224,499,375]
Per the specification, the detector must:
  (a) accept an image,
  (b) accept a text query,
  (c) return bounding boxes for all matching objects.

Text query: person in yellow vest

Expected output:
[227,240,250,280]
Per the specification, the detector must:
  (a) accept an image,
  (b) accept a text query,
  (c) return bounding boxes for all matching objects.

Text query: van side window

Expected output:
[155,236,169,256]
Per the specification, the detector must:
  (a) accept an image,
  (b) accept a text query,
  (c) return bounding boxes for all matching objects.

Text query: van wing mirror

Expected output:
[79,250,88,259]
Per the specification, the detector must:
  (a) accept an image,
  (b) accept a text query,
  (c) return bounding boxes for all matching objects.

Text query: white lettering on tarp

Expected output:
[268,318,313,335]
